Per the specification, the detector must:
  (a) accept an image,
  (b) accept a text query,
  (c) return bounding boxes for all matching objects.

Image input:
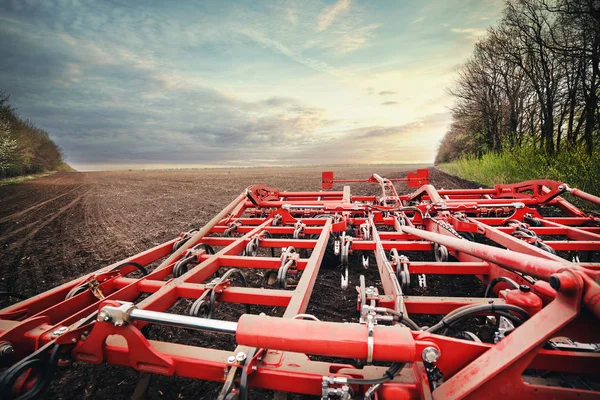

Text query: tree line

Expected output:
[436,0,600,164]
[0,93,67,178]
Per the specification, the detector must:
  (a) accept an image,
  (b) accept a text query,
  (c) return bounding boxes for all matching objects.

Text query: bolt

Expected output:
[235,352,247,362]
[52,326,69,337]
[71,338,77,343]
[227,356,236,364]
[98,310,110,322]
[422,347,440,363]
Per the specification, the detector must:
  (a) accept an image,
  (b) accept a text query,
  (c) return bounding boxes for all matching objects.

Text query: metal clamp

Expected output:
[172,244,215,278]
[224,221,242,237]
[245,234,260,257]
[189,269,248,318]
[433,243,449,262]
[272,214,283,226]
[366,313,375,363]
[321,376,351,400]
[390,249,410,291]
[173,229,199,252]
[340,232,351,266]
[97,301,137,326]
[360,219,371,241]
[277,247,299,289]
[293,220,306,239]
[340,232,352,289]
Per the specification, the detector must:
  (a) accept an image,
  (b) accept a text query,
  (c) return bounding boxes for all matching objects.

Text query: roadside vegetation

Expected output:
[0,92,72,179]
[438,141,599,197]
[0,171,58,186]
[436,0,599,197]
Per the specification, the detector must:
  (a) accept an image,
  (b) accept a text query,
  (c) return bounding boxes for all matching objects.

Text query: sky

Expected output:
[0,0,503,170]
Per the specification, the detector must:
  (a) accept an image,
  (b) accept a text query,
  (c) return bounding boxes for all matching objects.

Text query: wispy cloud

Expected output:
[317,0,350,32]
[412,16,425,24]
[451,28,488,40]
[286,7,299,24]
[0,0,503,167]
[290,113,451,164]
[336,23,379,54]
[239,28,346,77]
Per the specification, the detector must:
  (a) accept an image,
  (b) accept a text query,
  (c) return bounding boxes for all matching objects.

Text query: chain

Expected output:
[431,218,463,239]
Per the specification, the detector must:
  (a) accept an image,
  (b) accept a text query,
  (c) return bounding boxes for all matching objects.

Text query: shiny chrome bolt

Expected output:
[235,352,247,362]
[98,310,111,322]
[421,347,440,363]
[52,326,69,337]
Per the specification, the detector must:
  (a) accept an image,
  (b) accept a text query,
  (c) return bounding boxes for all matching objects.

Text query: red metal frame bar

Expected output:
[1,171,599,399]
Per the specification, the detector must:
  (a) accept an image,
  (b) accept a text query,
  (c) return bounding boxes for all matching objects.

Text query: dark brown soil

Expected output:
[0,166,483,399]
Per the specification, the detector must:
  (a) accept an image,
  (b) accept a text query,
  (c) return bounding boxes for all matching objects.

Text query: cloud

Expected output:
[412,17,425,24]
[336,23,379,54]
[451,28,488,40]
[0,0,503,168]
[239,28,345,77]
[317,0,350,32]
[0,13,337,166]
[288,112,451,164]
[285,7,298,24]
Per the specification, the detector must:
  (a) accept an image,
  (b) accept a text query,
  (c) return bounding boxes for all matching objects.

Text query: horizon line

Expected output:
[69,161,433,172]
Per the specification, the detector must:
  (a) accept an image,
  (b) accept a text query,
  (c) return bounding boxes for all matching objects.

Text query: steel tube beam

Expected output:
[570,188,600,205]
[400,226,593,281]
[129,309,238,334]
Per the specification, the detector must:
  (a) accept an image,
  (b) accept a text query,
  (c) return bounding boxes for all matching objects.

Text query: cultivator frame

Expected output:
[1,169,600,399]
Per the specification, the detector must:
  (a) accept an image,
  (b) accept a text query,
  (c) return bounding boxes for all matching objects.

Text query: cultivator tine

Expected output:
[2,170,600,399]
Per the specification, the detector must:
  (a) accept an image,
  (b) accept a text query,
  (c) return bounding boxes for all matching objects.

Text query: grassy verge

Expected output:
[0,171,57,186]
[438,143,599,210]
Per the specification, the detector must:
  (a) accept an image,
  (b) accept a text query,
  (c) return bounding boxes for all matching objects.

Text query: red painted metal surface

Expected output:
[1,170,599,399]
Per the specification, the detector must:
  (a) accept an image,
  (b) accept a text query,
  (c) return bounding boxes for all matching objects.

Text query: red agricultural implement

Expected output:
[1,169,600,399]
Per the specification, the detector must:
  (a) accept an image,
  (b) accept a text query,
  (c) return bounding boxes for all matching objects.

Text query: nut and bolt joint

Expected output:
[421,346,440,363]
[98,310,111,322]
[52,326,69,337]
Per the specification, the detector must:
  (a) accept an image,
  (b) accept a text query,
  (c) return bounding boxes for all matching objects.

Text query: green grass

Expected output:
[438,142,600,211]
[0,171,57,185]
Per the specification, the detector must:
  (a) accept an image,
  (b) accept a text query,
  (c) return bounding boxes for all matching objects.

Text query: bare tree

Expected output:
[437,0,599,163]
